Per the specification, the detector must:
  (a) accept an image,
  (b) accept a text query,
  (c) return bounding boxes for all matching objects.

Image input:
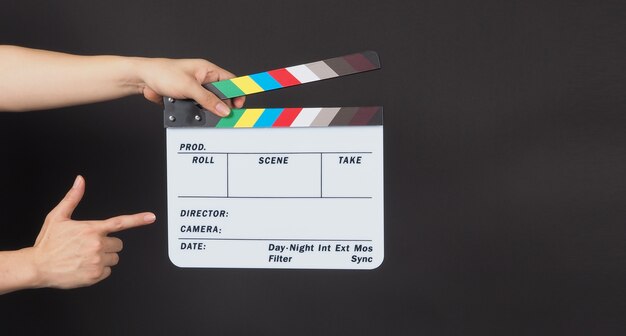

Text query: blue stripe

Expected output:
[249,72,282,91]
[254,108,284,127]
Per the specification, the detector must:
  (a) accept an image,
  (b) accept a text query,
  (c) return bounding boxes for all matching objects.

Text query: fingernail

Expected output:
[72,175,82,188]
[144,214,156,222]
[216,102,230,117]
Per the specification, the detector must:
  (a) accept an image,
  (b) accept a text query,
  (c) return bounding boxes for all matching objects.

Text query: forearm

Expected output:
[0,45,144,111]
[0,248,40,294]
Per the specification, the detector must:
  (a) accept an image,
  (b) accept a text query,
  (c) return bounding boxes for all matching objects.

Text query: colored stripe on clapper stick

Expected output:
[204,51,381,99]
[211,107,382,128]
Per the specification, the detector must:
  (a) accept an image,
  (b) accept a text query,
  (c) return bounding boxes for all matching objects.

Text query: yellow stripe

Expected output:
[234,109,264,128]
[230,76,264,94]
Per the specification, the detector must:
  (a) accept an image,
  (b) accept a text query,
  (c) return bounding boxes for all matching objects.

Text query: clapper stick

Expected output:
[203,51,381,99]
[163,51,382,128]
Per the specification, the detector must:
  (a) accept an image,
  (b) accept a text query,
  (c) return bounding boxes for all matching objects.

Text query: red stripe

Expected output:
[267,68,301,87]
[272,108,302,127]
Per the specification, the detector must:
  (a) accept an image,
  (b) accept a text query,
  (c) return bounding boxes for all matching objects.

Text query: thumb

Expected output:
[142,87,164,105]
[187,83,231,117]
[50,175,85,220]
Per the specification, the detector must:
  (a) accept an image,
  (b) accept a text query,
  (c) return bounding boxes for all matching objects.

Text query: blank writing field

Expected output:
[322,154,374,197]
[173,153,228,197]
[228,154,321,197]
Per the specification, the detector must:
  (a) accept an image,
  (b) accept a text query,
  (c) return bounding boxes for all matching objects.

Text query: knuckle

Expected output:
[204,68,218,80]
[88,267,104,281]
[91,239,104,252]
[112,253,120,265]
[91,254,102,265]
[108,218,123,231]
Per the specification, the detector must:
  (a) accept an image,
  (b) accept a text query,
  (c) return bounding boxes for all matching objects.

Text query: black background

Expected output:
[0,0,625,335]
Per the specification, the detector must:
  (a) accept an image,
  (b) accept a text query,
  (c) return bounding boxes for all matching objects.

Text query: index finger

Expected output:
[99,213,156,234]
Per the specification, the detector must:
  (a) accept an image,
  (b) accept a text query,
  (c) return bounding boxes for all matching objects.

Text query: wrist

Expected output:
[0,247,44,294]
[118,56,151,96]
[18,247,45,289]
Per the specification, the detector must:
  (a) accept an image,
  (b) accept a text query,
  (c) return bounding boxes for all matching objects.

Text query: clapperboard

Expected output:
[164,52,384,269]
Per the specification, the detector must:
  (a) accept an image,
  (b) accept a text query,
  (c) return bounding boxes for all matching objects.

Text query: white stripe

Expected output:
[285,64,319,83]
[306,61,338,79]
[291,108,322,127]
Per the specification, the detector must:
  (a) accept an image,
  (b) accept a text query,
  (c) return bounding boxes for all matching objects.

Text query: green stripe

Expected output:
[211,80,245,98]
[216,109,245,128]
